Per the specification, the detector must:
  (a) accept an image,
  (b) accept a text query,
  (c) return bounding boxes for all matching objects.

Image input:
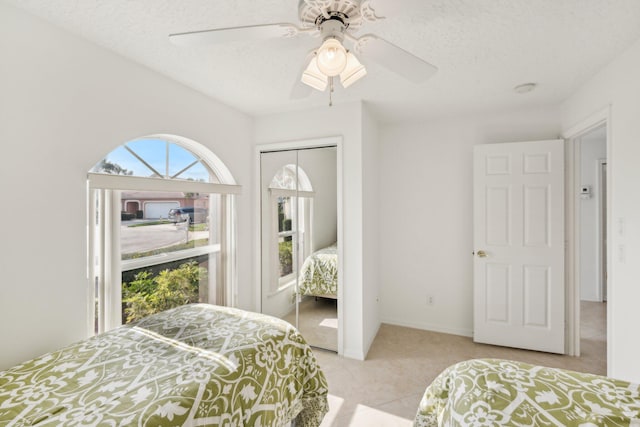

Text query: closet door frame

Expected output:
[255,136,344,355]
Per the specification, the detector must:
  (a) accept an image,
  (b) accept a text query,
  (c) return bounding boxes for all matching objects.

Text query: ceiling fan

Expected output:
[169,0,437,100]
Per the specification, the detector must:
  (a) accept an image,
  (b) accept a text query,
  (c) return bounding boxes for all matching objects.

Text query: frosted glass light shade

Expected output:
[316,38,347,76]
[301,56,328,91]
[340,52,367,88]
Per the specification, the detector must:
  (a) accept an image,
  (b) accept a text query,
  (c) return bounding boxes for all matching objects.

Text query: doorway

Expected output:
[259,143,339,352]
[563,106,611,364]
[575,124,608,361]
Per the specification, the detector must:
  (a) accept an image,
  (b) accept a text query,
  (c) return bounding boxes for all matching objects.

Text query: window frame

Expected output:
[267,187,314,294]
[87,140,241,334]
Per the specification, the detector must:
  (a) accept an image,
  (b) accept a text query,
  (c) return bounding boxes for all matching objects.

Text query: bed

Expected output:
[414,358,640,427]
[0,303,329,426]
[298,243,338,299]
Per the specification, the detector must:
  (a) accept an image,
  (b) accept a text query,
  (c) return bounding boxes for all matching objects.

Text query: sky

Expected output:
[95,138,210,181]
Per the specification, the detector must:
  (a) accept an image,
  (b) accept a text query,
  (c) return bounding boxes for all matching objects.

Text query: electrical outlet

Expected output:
[427,295,434,305]
[618,244,626,263]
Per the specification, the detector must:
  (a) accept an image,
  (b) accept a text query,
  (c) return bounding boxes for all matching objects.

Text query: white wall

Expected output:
[362,105,381,354]
[579,127,607,302]
[0,3,254,370]
[255,103,370,359]
[378,107,562,336]
[561,35,640,383]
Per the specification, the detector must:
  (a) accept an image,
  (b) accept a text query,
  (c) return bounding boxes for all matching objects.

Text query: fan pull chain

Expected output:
[329,76,334,107]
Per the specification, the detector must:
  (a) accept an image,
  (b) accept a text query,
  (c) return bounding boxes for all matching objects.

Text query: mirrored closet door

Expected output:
[260,146,338,352]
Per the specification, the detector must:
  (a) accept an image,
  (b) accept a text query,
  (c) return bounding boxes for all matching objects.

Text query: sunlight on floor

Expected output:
[320,394,344,426]
[346,405,413,427]
[320,394,413,426]
[319,318,338,329]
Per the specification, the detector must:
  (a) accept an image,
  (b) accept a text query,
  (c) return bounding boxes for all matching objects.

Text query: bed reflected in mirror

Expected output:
[287,242,338,351]
[260,145,338,352]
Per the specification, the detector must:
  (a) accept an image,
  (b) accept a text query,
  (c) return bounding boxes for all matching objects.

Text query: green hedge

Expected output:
[122,261,207,323]
[279,240,293,276]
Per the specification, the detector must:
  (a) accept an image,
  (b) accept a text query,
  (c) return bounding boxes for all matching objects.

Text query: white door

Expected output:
[473,140,565,353]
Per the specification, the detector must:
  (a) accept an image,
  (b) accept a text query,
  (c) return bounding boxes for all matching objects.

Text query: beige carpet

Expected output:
[314,301,607,426]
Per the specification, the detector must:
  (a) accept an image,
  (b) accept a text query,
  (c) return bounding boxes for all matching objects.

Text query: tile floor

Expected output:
[313,301,607,426]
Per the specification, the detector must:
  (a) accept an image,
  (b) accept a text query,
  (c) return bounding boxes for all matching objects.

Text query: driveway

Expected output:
[120,221,209,255]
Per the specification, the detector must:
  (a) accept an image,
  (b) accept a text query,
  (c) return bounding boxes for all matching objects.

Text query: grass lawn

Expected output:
[122,238,209,260]
[127,220,172,227]
[127,221,208,232]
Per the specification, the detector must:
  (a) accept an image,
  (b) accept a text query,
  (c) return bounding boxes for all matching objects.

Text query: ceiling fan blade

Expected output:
[350,34,438,83]
[169,23,302,46]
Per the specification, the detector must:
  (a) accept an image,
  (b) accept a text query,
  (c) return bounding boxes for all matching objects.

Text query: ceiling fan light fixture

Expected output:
[316,38,348,76]
[301,55,328,91]
[171,1,439,101]
[340,52,367,88]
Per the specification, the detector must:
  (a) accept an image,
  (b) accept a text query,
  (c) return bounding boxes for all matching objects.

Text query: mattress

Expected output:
[0,303,329,426]
[298,244,338,298]
[414,358,640,427]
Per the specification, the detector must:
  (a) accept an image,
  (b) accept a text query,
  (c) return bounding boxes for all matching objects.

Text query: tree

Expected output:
[96,159,133,175]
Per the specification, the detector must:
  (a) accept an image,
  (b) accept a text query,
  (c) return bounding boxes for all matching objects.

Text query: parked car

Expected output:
[168,207,208,224]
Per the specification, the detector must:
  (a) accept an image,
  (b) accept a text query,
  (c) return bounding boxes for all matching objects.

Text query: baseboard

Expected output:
[342,348,365,361]
[363,321,381,359]
[381,317,473,338]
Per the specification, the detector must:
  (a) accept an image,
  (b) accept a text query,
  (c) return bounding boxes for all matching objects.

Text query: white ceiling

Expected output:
[6,0,640,123]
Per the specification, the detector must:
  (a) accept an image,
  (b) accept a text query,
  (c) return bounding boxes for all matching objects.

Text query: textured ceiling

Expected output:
[5,0,640,123]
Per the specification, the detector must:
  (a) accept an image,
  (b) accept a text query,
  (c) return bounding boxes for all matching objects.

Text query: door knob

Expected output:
[477,250,488,258]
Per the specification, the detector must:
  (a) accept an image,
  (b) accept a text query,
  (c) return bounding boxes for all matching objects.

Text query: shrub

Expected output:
[122,261,207,323]
[279,240,293,276]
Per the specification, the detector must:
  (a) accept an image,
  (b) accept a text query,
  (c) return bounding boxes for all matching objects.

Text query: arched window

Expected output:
[87,135,239,333]
[268,164,314,292]
[269,164,312,192]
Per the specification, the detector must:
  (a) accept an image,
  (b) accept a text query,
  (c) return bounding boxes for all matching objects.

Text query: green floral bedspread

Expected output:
[0,304,328,426]
[299,244,337,298]
[414,358,640,427]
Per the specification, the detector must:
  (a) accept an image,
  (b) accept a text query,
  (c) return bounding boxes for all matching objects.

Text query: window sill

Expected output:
[121,244,220,272]
[267,280,296,298]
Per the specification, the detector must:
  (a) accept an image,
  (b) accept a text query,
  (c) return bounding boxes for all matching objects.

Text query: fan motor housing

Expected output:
[318,16,348,41]
[298,0,371,29]
[315,11,349,30]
